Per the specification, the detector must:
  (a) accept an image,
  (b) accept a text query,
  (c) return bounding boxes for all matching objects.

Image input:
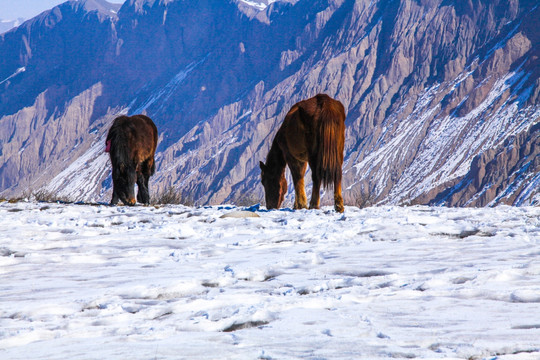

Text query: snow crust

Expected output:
[1,202,539,359]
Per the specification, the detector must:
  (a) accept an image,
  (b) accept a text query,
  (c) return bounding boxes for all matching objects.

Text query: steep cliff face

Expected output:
[0,0,120,194]
[1,0,539,206]
[428,122,540,206]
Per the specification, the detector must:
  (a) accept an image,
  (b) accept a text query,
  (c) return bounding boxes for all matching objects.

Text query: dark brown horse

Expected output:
[260,94,346,213]
[106,114,158,206]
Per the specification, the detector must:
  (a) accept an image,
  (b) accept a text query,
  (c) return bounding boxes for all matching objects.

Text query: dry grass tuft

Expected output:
[151,187,194,206]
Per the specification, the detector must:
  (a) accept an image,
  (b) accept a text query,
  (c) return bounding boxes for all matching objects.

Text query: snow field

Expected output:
[0,202,539,359]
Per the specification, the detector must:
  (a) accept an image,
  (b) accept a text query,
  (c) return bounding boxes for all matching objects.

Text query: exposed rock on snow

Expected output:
[220,210,261,218]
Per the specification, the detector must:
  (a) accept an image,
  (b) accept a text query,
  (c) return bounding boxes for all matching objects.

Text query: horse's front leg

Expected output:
[110,189,119,205]
[288,158,308,209]
[110,169,120,205]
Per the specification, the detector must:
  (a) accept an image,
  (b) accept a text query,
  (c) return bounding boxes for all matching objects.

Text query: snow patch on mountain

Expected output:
[0,18,25,34]
[238,0,277,11]
[0,67,25,86]
[129,56,209,115]
[348,61,539,205]
[46,133,111,202]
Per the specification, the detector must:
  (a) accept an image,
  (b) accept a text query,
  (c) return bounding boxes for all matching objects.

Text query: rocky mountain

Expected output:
[0,0,539,207]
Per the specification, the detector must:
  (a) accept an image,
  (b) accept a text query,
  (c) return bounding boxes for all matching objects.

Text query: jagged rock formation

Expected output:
[0,0,539,207]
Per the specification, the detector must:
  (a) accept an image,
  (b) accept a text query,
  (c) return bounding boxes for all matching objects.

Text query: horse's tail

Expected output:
[315,95,345,189]
[106,116,133,170]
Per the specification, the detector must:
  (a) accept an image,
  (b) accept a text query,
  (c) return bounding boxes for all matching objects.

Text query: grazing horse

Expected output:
[260,94,346,213]
[106,114,158,206]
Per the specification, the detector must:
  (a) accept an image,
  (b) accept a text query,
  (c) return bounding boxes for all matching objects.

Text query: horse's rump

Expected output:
[107,115,157,171]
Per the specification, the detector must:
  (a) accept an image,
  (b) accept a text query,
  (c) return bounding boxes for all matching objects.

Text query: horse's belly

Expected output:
[290,148,309,162]
[285,120,309,162]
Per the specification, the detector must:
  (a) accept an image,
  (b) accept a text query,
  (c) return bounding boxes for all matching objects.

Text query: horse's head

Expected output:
[112,163,137,206]
[260,161,287,210]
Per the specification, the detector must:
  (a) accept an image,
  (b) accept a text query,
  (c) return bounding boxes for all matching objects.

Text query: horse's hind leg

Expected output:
[136,174,150,204]
[307,156,322,209]
[309,175,321,210]
[287,157,308,209]
[334,180,344,213]
[136,161,152,204]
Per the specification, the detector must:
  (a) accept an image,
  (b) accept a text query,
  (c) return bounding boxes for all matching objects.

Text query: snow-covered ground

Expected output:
[1,201,539,359]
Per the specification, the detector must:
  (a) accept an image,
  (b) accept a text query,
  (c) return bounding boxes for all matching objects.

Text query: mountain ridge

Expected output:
[0,0,539,206]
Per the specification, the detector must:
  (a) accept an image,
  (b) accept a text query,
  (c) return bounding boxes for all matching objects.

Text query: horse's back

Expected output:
[288,94,345,133]
[302,94,345,125]
[131,115,158,150]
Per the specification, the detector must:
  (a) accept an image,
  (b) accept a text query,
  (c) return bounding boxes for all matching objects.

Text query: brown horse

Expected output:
[260,94,346,213]
[106,114,158,206]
